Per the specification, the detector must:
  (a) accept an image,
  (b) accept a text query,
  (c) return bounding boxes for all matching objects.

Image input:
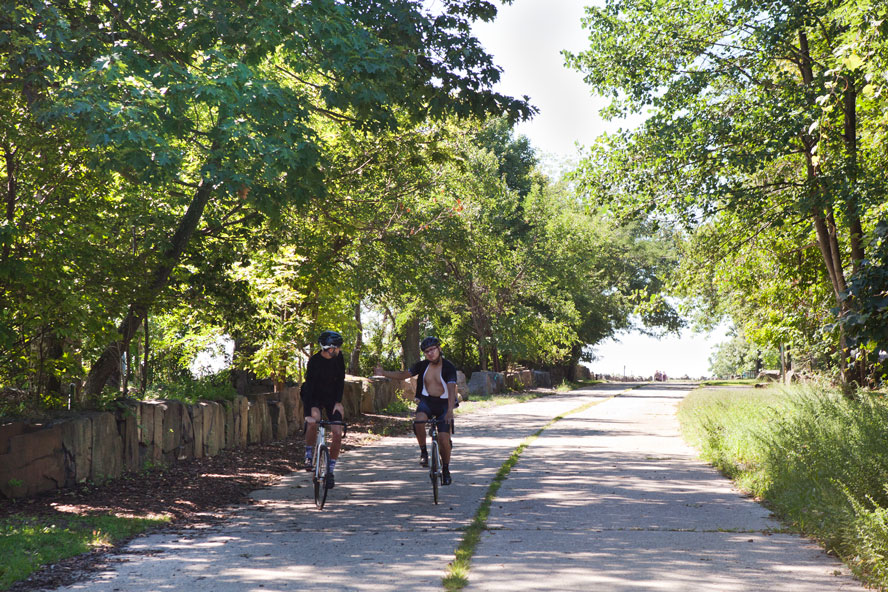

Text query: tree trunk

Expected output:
[84,180,214,397]
[231,335,255,396]
[122,344,130,395]
[798,28,866,388]
[812,213,847,303]
[402,315,421,368]
[349,301,363,375]
[140,315,149,393]
[38,330,65,397]
[2,145,16,265]
[491,343,500,373]
[843,84,865,270]
[779,343,785,382]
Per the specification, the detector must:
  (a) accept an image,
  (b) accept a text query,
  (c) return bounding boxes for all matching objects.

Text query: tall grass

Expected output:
[678,384,888,588]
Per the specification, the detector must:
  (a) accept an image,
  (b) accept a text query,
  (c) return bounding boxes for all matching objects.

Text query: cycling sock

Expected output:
[327,458,337,472]
[305,449,313,461]
[420,446,427,454]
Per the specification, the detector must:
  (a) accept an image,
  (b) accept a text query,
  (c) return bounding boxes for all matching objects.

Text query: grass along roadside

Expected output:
[677,383,888,589]
[442,384,627,591]
[697,378,762,387]
[0,514,169,590]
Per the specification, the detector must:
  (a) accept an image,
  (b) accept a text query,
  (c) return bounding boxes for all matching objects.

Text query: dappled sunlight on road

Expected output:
[62,383,864,592]
[463,383,863,592]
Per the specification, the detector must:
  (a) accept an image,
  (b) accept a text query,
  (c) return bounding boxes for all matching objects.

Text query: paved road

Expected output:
[59,383,866,591]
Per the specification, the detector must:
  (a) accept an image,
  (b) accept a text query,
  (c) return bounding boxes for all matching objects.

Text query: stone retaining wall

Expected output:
[0,366,583,500]
[1,374,395,500]
[465,365,588,396]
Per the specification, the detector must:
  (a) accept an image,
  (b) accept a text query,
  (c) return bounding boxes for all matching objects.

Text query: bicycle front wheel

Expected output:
[430,439,439,505]
[315,446,330,510]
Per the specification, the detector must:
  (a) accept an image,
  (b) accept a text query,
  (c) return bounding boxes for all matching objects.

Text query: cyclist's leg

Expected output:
[414,397,432,450]
[428,400,452,484]
[305,406,321,445]
[439,430,452,465]
[427,399,452,464]
[328,406,343,461]
[304,406,321,467]
[414,402,430,467]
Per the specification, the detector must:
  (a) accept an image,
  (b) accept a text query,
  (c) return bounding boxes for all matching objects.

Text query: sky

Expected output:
[472,1,610,160]
[471,1,730,378]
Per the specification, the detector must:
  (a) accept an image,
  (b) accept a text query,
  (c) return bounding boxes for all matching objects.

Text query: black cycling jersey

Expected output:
[300,351,345,406]
[409,358,458,399]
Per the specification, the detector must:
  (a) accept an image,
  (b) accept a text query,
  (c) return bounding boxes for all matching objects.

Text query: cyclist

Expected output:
[374,336,457,485]
[301,330,345,488]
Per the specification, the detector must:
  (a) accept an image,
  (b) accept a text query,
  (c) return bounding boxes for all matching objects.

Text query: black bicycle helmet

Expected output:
[420,336,441,351]
[318,330,344,348]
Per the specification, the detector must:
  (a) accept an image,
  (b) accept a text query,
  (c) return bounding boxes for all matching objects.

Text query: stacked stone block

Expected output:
[0,367,562,500]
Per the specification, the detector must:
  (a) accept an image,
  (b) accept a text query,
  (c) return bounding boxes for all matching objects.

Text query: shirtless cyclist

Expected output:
[374,336,457,485]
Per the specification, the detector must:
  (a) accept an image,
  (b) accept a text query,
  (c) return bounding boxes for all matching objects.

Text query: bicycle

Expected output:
[413,416,451,504]
[306,419,346,510]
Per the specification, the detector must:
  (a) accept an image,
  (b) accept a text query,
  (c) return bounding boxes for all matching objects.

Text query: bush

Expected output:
[144,370,237,405]
[381,391,414,414]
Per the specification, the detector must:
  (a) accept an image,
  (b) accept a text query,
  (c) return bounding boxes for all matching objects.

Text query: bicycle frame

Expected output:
[307,419,346,510]
[414,416,445,504]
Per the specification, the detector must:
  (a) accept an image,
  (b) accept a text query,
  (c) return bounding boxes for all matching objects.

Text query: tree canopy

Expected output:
[1,0,534,405]
[568,0,888,386]
[2,0,681,414]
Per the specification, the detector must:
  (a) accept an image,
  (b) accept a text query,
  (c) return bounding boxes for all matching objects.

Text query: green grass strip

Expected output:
[442,387,631,590]
[0,513,169,590]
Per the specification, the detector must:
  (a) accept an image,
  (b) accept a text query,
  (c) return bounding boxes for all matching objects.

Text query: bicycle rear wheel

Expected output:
[315,446,330,509]
[430,439,439,505]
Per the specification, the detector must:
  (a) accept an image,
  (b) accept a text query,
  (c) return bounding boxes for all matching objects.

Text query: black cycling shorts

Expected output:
[302,396,342,422]
[416,396,453,433]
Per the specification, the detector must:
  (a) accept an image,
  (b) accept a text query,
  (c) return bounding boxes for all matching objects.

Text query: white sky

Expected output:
[472,1,608,160]
[472,1,729,378]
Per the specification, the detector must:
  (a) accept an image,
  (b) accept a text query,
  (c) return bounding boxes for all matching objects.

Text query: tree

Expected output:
[2,0,534,401]
[839,220,888,384]
[567,0,888,385]
[365,119,680,373]
[708,330,779,379]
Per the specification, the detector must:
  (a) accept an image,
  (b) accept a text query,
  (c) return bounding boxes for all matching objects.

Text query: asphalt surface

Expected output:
[59,383,867,591]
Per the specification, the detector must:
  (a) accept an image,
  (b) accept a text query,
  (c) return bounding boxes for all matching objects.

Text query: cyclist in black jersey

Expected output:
[301,330,345,488]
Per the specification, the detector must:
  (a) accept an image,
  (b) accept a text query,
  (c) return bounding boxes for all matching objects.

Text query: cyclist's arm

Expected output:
[374,367,412,381]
